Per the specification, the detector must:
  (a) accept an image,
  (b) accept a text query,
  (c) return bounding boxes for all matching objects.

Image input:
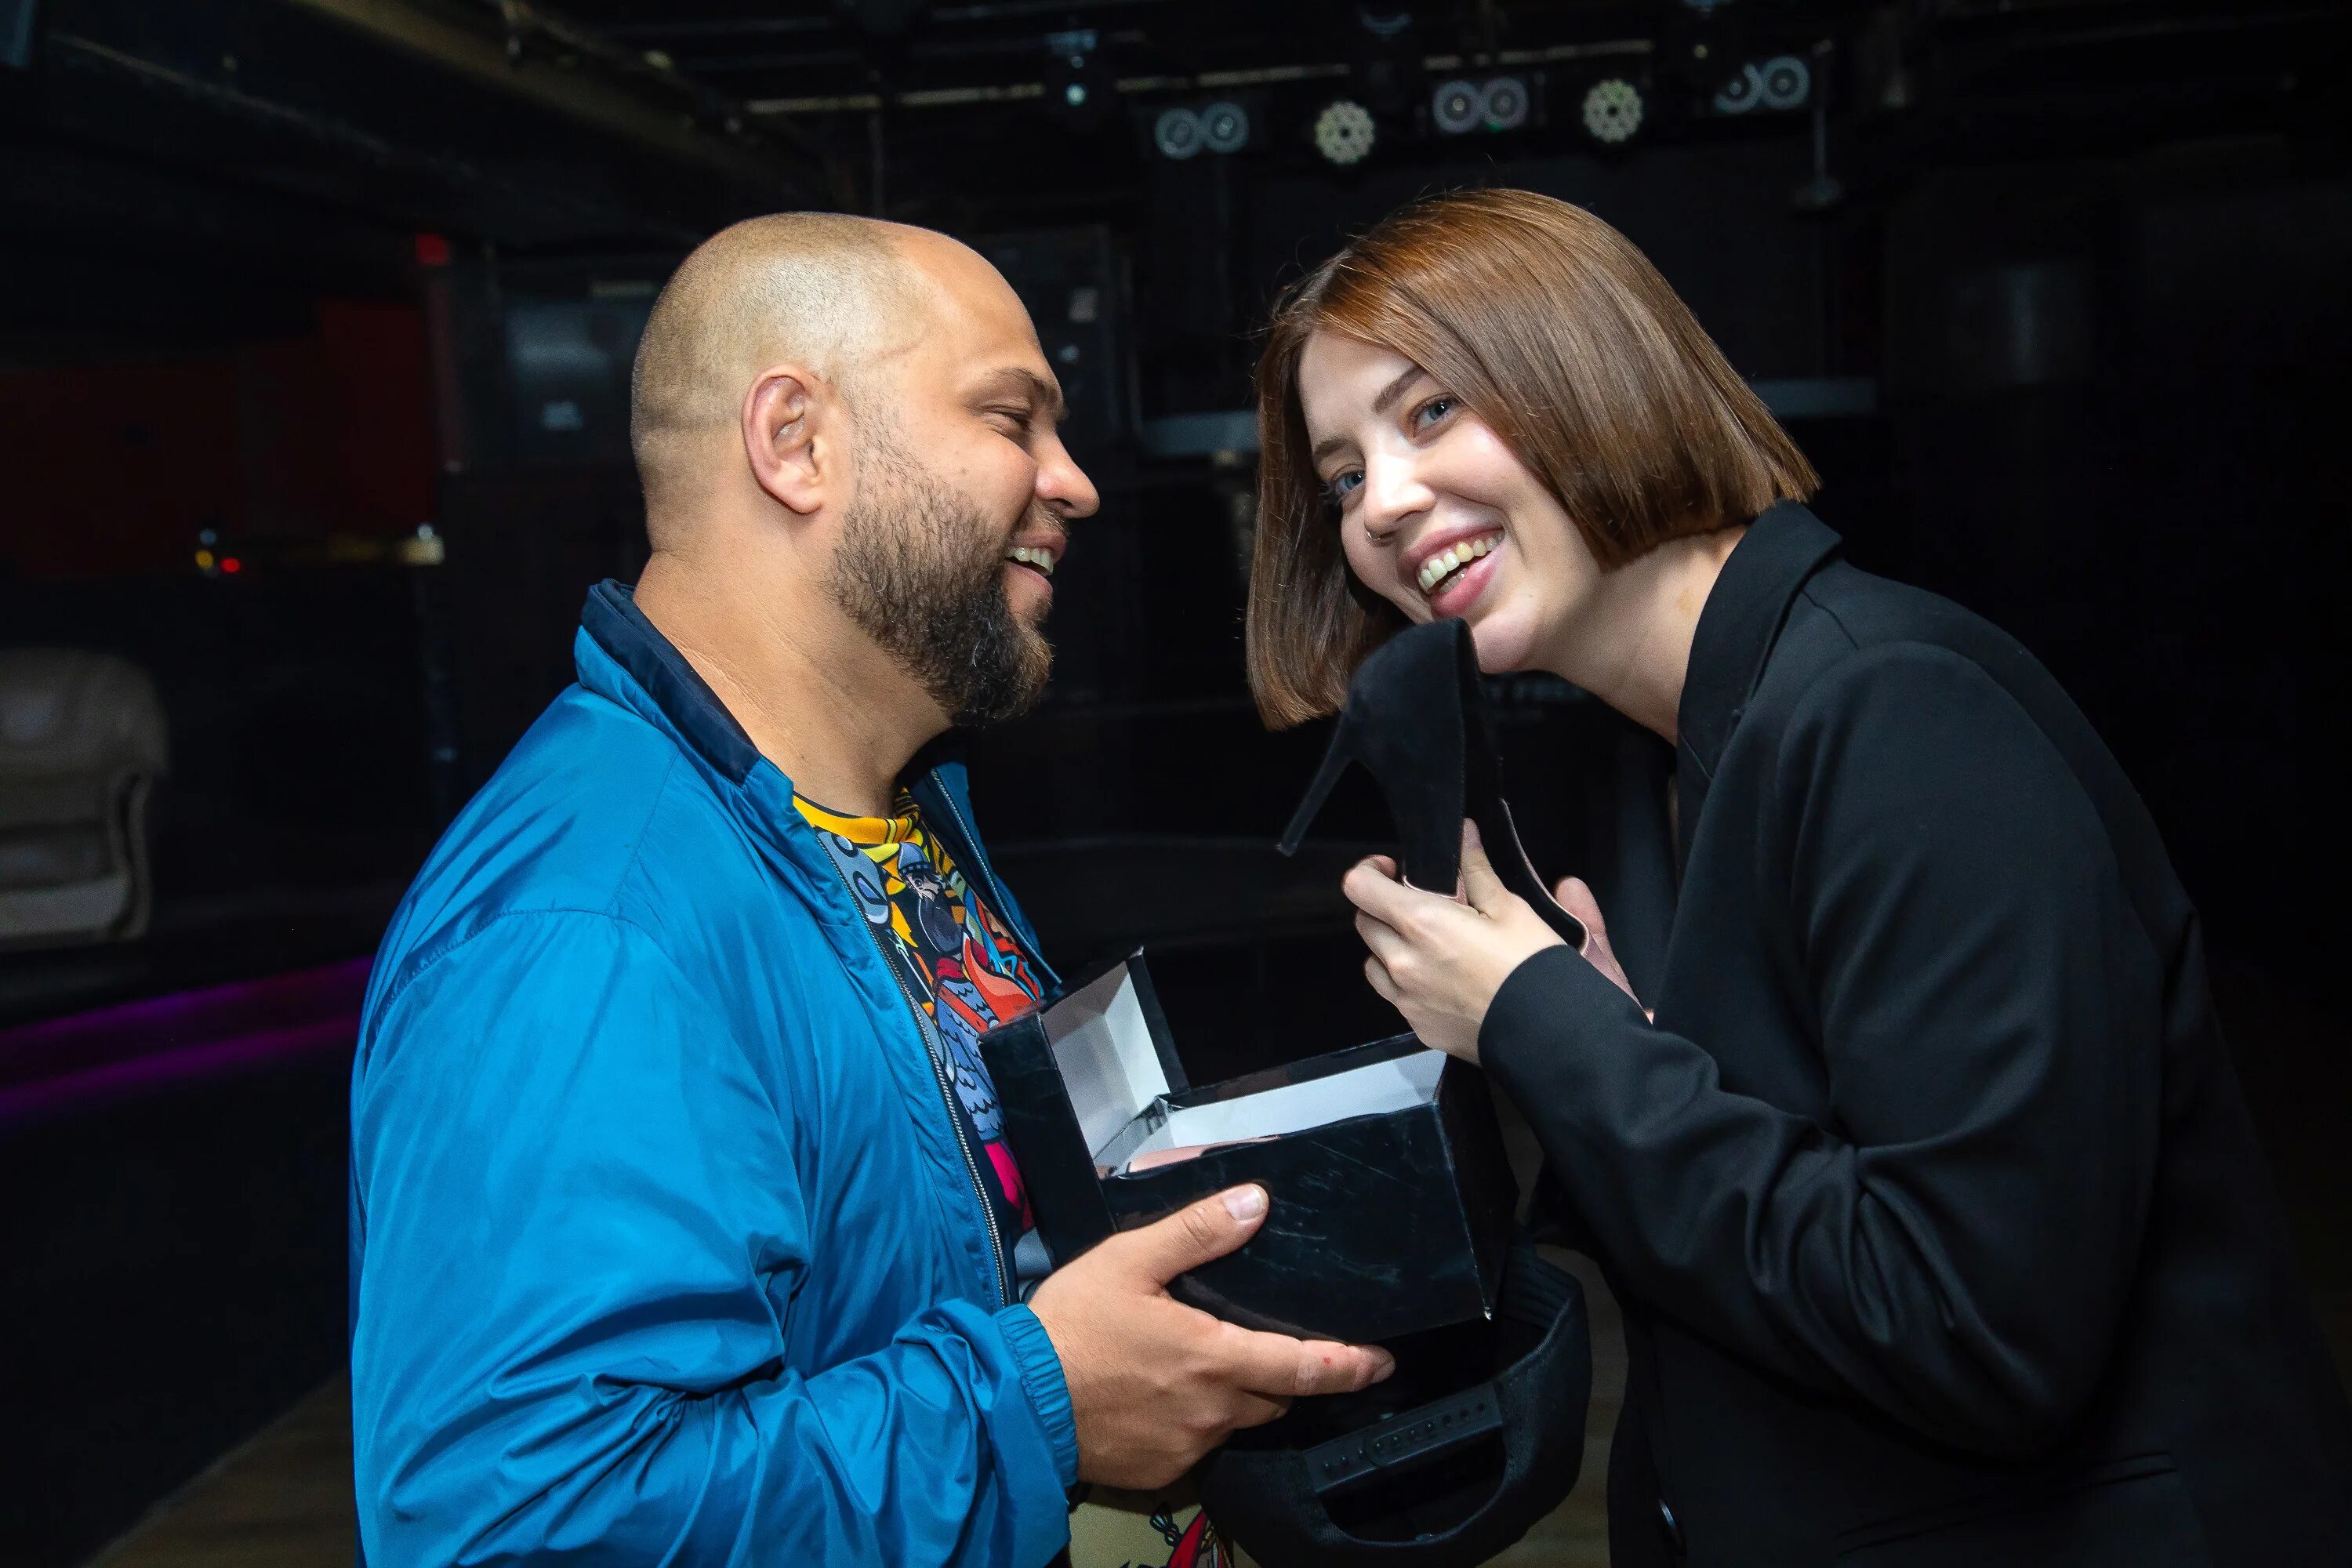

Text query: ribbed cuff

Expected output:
[996,1301,1080,1490]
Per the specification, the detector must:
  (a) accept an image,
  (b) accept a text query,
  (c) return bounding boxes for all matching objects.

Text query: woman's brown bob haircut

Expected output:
[1245,187,1819,727]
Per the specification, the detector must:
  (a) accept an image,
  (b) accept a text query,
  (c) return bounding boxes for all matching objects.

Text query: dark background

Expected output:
[2,2,2346,1563]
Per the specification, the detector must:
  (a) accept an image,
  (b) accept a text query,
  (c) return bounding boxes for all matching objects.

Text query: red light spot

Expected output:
[220,557,243,574]
[415,232,452,267]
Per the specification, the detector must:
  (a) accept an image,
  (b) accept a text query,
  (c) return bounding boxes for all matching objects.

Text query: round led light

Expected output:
[1200,100,1250,154]
[1153,104,1203,159]
[1480,75,1530,132]
[1313,99,1377,166]
[1713,61,1764,116]
[1759,54,1811,112]
[1581,78,1644,145]
[1431,78,1482,136]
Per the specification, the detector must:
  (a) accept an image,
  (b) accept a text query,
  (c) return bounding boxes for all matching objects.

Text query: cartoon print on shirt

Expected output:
[931,967,1004,1140]
[818,828,892,926]
[792,790,1044,1234]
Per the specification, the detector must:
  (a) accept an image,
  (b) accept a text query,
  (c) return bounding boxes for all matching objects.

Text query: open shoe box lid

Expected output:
[1040,955,1447,1176]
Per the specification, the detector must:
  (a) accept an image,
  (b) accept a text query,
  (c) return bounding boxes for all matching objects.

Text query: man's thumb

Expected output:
[1125,1185,1268,1286]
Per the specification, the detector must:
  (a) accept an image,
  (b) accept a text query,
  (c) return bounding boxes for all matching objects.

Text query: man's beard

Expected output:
[827,433,1054,727]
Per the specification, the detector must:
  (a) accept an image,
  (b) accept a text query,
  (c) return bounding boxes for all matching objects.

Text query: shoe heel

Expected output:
[1278,723,1359,856]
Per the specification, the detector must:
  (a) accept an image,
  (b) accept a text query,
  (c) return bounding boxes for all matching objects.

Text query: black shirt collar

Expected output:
[1675,502,1843,788]
[581,579,765,784]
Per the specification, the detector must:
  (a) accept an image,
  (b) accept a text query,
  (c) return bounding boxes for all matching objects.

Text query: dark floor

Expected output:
[20,926,2352,1567]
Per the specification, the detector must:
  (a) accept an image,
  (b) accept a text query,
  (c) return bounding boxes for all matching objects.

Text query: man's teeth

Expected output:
[1417,534,1500,595]
[1005,545,1056,577]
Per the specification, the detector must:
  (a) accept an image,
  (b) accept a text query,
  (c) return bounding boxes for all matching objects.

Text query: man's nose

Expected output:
[1040,439,1100,521]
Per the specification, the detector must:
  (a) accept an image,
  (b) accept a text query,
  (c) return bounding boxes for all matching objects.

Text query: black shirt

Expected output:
[1483,505,2352,1566]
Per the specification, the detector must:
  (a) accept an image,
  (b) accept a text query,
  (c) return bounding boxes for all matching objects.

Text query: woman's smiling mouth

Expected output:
[1411,526,1505,601]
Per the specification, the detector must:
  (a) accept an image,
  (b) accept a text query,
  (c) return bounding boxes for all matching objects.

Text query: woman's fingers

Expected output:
[1459,821,1509,913]
[1343,856,1420,925]
[1363,955,1400,1005]
[1354,909,1409,968]
[1554,875,1609,938]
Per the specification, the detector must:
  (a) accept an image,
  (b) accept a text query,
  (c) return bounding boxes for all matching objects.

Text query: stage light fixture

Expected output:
[1200,100,1250,154]
[1581,78,1644,144]
[1314,99,1376,166]
[1714,61,1763,115]
[1759,54,1811,112]
[1432,78,1483,136]
[1481,75,1530,132]
[1153,105,1204,158]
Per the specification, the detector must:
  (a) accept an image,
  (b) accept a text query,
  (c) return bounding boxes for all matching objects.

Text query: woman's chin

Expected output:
[1465,611,1546,676]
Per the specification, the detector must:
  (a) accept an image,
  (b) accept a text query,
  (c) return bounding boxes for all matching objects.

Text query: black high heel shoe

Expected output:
[1279,618,1588,950]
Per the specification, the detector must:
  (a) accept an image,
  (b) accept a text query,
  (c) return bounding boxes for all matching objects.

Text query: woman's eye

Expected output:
[1324,470,1363,504]
[1413,396,1455,431]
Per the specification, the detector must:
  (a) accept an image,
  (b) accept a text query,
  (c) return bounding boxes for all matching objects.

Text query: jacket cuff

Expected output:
[1479,943,1642,1094]
[996,1302,1080,1490]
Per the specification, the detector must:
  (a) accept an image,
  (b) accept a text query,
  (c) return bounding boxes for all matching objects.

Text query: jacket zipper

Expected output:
[818,851,1013,1307]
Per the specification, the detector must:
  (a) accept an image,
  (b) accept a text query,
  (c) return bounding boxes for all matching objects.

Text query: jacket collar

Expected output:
[573,580,1055,985]
[579,579,764,784]
[1674,503,1842,833]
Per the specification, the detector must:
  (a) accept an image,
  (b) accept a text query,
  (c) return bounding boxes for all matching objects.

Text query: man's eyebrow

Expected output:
[975,366,1065,419]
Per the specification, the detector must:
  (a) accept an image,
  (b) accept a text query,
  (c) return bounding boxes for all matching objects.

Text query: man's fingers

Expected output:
[1117,1186,1269,1285]
[1223,1391,1293,1432]
[1363,954,1401,1006]
[1554,875,1609,938]
[1219,1325,1396,1399]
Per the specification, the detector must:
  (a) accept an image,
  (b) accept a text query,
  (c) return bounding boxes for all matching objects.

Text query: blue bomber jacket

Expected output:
[348,582,1077,1566]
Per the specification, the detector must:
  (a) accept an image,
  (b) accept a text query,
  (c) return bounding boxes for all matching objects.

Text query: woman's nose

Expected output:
[1359,453,1433,539]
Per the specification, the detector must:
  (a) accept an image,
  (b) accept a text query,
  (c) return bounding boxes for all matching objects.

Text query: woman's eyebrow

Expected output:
[1370,365,1425,415]
[1310,366,1428,464]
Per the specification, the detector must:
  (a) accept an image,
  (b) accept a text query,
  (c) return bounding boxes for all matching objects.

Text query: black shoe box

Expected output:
[982,952,1516,1344]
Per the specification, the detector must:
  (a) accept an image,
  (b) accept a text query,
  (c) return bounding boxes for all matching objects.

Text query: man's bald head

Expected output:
[630,212,931,525]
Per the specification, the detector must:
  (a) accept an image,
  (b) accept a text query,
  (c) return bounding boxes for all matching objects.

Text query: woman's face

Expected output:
[1294,332,1605,675]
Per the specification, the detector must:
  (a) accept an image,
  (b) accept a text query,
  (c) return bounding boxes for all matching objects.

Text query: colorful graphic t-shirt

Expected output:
[795,789,1041,1240]
[793,789,1243,1568]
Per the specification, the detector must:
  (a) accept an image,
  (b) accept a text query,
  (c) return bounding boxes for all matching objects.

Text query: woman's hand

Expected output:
[1343,822,1643,1062]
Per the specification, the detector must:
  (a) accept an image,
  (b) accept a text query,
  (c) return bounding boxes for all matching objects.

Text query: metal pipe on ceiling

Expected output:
[274,0,822,187]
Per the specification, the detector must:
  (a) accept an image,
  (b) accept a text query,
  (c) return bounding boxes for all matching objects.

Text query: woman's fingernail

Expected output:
[1223,1185,1268,1220]
[1370,1351,1397,1382]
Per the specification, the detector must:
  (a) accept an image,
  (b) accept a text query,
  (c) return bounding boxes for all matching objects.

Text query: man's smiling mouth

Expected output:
[1004,544,1057,578]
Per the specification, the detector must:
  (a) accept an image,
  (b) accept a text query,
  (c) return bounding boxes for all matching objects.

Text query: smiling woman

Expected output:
[1244,188,1816,727]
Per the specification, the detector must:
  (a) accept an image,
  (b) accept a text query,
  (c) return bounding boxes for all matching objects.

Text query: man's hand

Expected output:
[1029,1184,1396,1490]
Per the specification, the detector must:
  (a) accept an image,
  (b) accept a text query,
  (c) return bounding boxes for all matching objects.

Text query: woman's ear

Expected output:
[741,365,833,517]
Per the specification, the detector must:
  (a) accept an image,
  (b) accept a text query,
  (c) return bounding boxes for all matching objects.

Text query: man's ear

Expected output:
[741,365,837,517]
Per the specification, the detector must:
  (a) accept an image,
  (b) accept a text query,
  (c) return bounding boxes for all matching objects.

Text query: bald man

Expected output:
[347,215,1391,1568]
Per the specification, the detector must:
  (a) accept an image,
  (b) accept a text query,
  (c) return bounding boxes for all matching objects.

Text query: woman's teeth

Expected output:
[1416,533,1500,597]
[1004,545,1057,576]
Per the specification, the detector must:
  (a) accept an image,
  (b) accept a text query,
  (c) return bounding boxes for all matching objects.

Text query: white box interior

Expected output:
[1042,964,1447,1174]
[1042,963,1174,1157]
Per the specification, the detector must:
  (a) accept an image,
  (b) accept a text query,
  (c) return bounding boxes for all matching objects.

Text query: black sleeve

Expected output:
[1480,644,2164,1457]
